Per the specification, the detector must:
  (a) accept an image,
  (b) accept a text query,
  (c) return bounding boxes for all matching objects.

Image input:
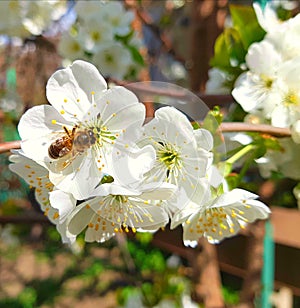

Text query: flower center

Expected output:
[111,17,120,27]
[96,195,155,230]
[105,54,114,64]
[71,42,81,52]
[284,91,299,106]
[260,74,273,89]
[91,31,101,42]
[157,142,181,176]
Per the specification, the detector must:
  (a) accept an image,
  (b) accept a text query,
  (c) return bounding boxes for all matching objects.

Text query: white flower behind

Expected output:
[59,0,143,80]
[101,1,134,36]
[0,1,28,37]
[0,0,67,38]
[265,14,300,61]
[253,2,283,33]
[23,0,67,36]
[93,42,132,80]
[205,68,231,95]
[291,120,300,144]
[58,32,87,62]
[77,17,114,53]
[232,40,282,116]
[264,57,300,127]
[256,138,300,180]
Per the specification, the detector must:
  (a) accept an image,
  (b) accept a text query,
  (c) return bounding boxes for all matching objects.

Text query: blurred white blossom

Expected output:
[58,0,144,80]
[0,0,67,37]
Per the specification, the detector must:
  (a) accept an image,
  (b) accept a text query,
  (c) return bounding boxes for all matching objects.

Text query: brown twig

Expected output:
[0,140,21,154]
[0,123,291,155]
[219,122,291,138]
[108,77,234,107]
[0,213,49,224]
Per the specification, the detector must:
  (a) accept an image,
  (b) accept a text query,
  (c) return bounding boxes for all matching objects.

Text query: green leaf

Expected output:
[192,121,201,130]
[226,173,240,190]
[127,45,145,66]
[230,4,266,49]
[218,161,233,177]
[115,30,134,44]
[210,29,246,84]
[210,28,247,71]
[210,31,231,69]
[202,106,223,133]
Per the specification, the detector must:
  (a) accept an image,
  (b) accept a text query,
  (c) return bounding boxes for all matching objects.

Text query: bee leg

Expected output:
[71,126,77,137]
[63,126,71,137]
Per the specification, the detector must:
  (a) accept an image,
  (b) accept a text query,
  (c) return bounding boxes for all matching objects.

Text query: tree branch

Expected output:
[0,124,291,155]
[108,77,234,107]
[219,122,291,138]
[0,140,21,154]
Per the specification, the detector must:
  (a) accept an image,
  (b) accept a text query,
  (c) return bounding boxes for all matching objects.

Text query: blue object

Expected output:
[254,0,270,10]
[261,220,275,308]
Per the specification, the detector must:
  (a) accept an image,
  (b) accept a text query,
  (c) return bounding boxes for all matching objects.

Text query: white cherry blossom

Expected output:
[265,14,300,61]
[23,0,67,35]
[265,57,300,127]
[107,106,214,217]
[18,60,147,200]
[205,68,231,94]
[256,138,300,180]
[9,151,76,244]
[141,107,213,198]
[172,188,270,246]
[78,17,114,53]
[232,40,282,116]
[93,42,132,80]
[291,120,300,144]
[253,2,283,33]
[59,0,143,80]
[0,0,67,37]
[60,182,175,243]
[58,32,87,62]
[101,1,134,36]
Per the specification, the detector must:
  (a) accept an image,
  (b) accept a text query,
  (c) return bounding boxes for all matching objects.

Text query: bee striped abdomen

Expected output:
[48,136,73,159]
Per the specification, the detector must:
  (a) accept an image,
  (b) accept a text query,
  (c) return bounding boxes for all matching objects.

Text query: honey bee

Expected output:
[48,125,97,162]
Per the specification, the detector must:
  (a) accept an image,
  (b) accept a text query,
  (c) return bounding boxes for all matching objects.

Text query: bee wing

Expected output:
[48,149,102,200]
[19,131,69,168]
[48,150,81,173]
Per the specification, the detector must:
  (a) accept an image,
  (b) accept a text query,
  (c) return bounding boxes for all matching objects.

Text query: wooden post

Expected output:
[239,220,266,307]
[189,0,227,92]
[191,238,224,307]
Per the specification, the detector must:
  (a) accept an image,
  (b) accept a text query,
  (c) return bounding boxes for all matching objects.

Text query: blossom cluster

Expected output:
[232,4,300,192]
[0,0,67,38]
[205,2,300,206]
[233,3,300,130]
[58,1,144,80]
[9,60,270,246]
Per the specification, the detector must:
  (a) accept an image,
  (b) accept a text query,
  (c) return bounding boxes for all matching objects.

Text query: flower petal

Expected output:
[48,150,102,200]
[18,105,72,140]
[46,60,107,122]
[112,144,156,188]
[84,215,117,243]
[49,190,76,222]
[67,202,96,236]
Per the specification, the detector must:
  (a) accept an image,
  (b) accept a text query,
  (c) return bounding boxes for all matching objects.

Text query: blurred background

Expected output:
[1,1,300,307]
